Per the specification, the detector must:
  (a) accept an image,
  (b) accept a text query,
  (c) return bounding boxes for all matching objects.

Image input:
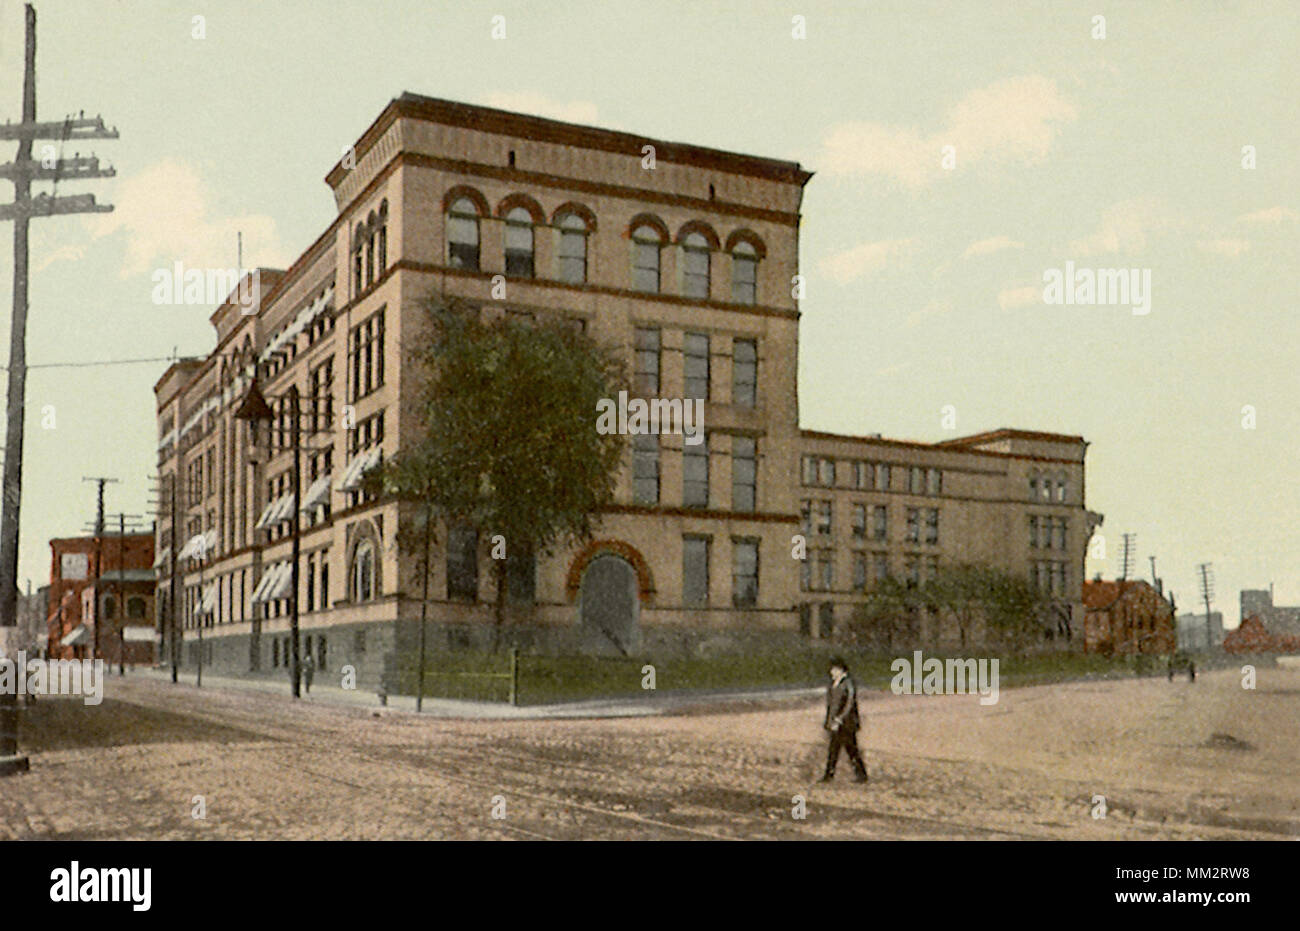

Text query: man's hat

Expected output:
[828,656,848,672]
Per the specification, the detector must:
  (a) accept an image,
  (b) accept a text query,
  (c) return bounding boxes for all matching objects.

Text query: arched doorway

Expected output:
[580,555,639,654]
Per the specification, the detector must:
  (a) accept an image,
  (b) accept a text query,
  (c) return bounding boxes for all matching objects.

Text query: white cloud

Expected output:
[482,91,598,125]
[821,75,1077,187]
[1235,206,1298,225]
[904,298,953,329]
[32,244,85,274]
[964,236,1024,258]
[1069,197,1174,257]
[997,285,1040,309]
[1197,238,1250,256]
[88,159,288,279]
[819,238,916,284]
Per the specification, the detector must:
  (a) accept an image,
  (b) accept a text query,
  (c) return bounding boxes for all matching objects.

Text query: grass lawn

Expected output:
[389,647,1212,705]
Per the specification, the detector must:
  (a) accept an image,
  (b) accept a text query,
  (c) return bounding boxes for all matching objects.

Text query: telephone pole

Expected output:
[1197,562,1215,652]
[1119,533,1136,581]
[81,476,119,660]
[1,4,118,777]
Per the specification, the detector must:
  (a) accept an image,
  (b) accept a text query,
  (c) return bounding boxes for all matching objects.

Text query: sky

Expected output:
[0,0,1296,623]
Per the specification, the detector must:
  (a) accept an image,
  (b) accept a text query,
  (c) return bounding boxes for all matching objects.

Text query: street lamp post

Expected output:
[235,379,303,699]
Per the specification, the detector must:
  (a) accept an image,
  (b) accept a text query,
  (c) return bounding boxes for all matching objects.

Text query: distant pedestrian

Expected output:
[302,651,315,694]
[1188,660,1195,683]
[821,657,868,784]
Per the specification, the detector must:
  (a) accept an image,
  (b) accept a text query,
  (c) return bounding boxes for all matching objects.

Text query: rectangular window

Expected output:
[1054,519,1067,551]
[732,339,756,407]
[872,552,889,582]
[906,507,920,543]
[349,309,385,400]
[1029,515,1039,548]
[854,461,871,490]
[874,463,891,492]
[682,246,710,299]
[634,327,660,396]
[905,554,920,586]
[800,500,813,535]
[732,538,759,607]
[801,455,817,486]
[446,525,478,601]
[852,552,867,592]
[927,468,942,495]
[909,467,924,494]
[683,537,709,606]
[683,434,709,508]
[851,503,866,538]
[684,333,710,400]
[558,226,586,283]
[818,458,836,488]
[732,253,757,304]
[632,238,660,292]
[633,433,660,505]
[818,550,834,592]
[871,505,888,542]
[924,555,939,584]
[800,557,812,592]
[925,508,939,545]
[816,500,832,536]
[731,436,756,512]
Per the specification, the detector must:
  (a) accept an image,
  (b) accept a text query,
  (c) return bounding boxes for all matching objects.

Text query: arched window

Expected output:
[556,212,588,283]
[103,595,117,620]
[447,198,481,270]
[504,206,535,277]
[365,210,377,287]
[352,225,367,295]
[377,200,388,274]
[351,539,375,602]
[681,231,711,299]
[1055,473,1068,502]
[731,240,758,304]
[631,223,663,293]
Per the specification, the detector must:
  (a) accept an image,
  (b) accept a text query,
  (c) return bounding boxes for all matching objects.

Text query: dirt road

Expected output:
[2,665,1295,839]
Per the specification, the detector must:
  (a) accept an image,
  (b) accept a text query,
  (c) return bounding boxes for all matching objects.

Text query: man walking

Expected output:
[821,656,868,784]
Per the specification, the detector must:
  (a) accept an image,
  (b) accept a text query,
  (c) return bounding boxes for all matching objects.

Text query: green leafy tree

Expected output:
[927,563,1046,652]
[364,297,627,651]
[847,576,920,652]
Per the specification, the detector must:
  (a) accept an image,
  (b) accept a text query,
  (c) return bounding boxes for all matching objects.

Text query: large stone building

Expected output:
[153,94,1094,685]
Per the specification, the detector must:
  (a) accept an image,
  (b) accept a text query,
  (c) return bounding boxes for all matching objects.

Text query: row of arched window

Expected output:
[352,200,388,295]
[443,188,766,304]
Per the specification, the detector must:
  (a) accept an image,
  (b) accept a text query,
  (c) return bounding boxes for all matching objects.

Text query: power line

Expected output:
[0,354,195,371]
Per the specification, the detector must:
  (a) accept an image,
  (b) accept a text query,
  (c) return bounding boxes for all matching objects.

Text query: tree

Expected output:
[927,564,1046,652]
[364,297,627,651]
[847,576,919,652]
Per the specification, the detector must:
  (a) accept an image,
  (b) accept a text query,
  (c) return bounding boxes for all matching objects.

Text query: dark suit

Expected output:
[823,673,867,781]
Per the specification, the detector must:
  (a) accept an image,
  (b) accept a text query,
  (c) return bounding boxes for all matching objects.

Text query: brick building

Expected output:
[48,533,157,663]
[1082,579,1176,654]
[153,94,1094,686]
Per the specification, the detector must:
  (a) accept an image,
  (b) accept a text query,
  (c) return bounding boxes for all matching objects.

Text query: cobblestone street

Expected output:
[2,667,1296,840]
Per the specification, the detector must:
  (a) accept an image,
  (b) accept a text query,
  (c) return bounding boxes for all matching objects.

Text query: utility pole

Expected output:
[1,5,117,777]
[1197,562,1215,652]
[148,472,181,683]
[1119,533,1136,581]
[81,476,118,661]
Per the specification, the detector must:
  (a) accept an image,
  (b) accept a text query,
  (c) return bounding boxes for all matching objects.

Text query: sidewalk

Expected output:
[124,664,823,720]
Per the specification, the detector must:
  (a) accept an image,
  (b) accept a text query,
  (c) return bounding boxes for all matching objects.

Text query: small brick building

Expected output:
[48,533,157,663]
[1083,579,1176,655]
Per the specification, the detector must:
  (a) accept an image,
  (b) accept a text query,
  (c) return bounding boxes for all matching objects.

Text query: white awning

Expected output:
[251,562,291,604]
[60,624,90,646]
[199,582,217,615]
[301,474,332,511]
[177,531,216,562]
[267,564,293,601]
[254,496,279,530]
[337,446,382,492]
[123,627,156,643]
